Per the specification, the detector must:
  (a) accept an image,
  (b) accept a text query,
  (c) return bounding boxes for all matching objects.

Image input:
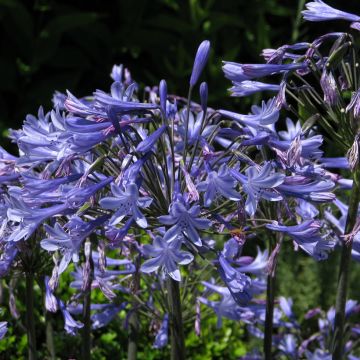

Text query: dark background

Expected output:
[1,0,359,134]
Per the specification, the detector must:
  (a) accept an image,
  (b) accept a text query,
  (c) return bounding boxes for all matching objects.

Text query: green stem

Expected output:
[264,238,276,360]
[82,243,93,360]
[167,278,185,360]
[333,169,360,359]
[127,255,141,360]
[25,272,37,360]
[127,309,139,360]
[45,314,56,360]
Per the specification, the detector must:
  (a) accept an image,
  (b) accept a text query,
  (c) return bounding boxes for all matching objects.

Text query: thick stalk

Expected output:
[167,278,185,360]
[127,255,140,360]
[333,169,360,359]
[264,238,276,360]
[25,272,37,360]
[127,310,139,360]
[45,314,56,360]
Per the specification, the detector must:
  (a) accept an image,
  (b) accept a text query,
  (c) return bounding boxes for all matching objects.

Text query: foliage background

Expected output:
[0,0,360,358]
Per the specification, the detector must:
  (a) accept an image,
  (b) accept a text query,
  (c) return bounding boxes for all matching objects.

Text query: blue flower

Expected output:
[153,314,169,349]
[197,164,241,207]
[218,254,252,306]
[136,125,167,153]
[266,220,335,260]
[141,236,193,281]
[223,62,307,82]
[346,90,360,119]
[0,322,7,340]
[158,201,211,246]
[230,162,285,216]
[91,303,126,329]
[220,98,280,127]
[45,276,58,312]
[59,300,83,335]
[100,182,152,228]
[277,177,335,202]
[41,217,106,273]
[302,1,360,23]
[198,282,245,327]
[229,81,280,97]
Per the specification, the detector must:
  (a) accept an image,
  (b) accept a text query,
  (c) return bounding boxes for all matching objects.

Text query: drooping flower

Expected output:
[266,220,335,260]
[59,300,83,335]
[218,254,252,306]
[141,236,193,281]
[153,314,169,349]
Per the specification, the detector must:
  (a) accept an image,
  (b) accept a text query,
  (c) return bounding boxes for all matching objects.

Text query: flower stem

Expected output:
[333,169,360,358]
[264,237,276,360]
[167,278,185,360]
[45,313,56,360]
[82,242,93,359]
[128,255,140,360]
[127,309,139,360]
[25,272,37,360]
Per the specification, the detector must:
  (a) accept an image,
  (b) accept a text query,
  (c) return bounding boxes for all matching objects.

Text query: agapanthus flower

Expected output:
[302,0,360,23]
[59,300,83,335]
[41,217,106,274]
[223,62,307,82]
[44,277,58,314]
[218,254,252,305]
[346,89,360,119]
[141,236,193,281]
[100,182,152,228]
[0,322,7,340]
[197,164,241,207]
[158,200,211,246]
[199,282,247,327]
[231,162,285,216]
[91,303,126,329]
[229,81,280,97]
[266,220,335,260]
[220,98,280,127]
[153,314,169,349]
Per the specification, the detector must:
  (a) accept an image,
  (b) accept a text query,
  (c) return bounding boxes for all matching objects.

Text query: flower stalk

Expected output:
[333,168,360,358]
[264,236,277,360]
[167,278,185,360]
[25,271,37,360]
[82,241,93,359]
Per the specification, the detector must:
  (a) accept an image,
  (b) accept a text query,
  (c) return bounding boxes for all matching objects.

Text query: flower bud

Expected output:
[159,79,167,114]
[190,40,210,87]
[199,82,208,113]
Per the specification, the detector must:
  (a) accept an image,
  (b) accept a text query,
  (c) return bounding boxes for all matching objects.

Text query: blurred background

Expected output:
[1,0,360,358]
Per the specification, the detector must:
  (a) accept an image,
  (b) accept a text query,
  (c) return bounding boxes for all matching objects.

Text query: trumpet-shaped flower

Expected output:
[302,1,360,23]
